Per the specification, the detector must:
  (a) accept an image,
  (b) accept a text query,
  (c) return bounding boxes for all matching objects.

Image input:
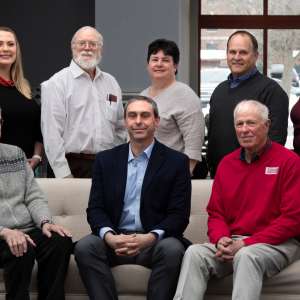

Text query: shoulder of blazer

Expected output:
[153,140,189,162]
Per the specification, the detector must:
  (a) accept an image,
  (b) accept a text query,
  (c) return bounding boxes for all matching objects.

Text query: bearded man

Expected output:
[41,26,126,178]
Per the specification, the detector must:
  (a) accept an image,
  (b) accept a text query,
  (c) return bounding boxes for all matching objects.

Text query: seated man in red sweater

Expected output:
[173,100,300,300]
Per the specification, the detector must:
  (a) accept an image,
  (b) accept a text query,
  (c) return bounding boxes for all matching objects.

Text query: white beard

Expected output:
[73,50,101,70]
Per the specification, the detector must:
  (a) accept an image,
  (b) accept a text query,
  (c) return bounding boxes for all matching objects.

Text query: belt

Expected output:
[66,152,96,160]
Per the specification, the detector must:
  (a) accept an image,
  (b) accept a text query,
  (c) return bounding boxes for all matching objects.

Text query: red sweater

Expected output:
[207,142,300,246]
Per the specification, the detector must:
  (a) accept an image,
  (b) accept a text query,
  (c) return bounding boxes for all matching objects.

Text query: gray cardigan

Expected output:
[0,143,51,233]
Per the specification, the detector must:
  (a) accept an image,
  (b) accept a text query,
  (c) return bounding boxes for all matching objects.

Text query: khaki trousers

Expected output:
[174,239,300,300]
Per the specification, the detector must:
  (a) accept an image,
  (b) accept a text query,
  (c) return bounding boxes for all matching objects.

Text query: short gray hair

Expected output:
[71,26,103,48]
[234,100,269,123]
[124,95,159,118]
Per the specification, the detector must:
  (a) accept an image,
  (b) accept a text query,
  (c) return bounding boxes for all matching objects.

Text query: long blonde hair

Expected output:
[0,26,31,99]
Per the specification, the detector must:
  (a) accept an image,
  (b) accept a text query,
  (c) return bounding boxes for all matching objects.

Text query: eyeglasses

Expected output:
[74,40,100,49]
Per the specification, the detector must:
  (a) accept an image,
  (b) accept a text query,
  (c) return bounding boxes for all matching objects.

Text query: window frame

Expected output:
[198,0,300,93]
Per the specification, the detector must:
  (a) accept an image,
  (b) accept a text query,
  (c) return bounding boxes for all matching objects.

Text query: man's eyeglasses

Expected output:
[75,40,100,49]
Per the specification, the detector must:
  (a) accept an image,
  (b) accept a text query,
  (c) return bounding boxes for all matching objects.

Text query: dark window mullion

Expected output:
[199,16,300,29]
[263,29,268,75]
[264,0,268,16]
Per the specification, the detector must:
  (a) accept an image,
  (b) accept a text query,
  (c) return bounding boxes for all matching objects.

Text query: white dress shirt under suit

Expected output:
[41,60,126,178]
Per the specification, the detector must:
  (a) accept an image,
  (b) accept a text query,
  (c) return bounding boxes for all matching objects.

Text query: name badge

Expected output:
[265,167,279,175]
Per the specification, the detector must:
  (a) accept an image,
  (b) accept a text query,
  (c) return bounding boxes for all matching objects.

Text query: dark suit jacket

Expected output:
[87,140,191,242]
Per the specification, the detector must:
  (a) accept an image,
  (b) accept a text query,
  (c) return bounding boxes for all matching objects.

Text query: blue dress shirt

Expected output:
[100,142,164,240]
[118,143,153,231]
[228,67,258,88]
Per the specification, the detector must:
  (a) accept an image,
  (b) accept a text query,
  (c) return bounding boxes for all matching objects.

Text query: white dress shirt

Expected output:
[41,60,126,178]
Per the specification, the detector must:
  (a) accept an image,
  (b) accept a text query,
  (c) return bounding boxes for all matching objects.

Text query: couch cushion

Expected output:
[112,265,150,294]
[36,178,91,241]
[36,179,214,244]
[32,178,300,299]
[184,180,212,244]
[64,256,87,294]
[65,259,151,296]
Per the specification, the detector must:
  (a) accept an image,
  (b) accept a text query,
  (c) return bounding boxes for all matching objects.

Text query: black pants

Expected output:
[74,234,185,300]
[66,157,95,178]
[0,228,73,300]
[47,157,95,178]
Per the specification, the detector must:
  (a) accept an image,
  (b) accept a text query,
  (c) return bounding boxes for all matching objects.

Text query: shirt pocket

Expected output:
[105,101,118,123]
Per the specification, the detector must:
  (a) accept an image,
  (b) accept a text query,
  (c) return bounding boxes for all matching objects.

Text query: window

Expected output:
[199,0,300,148]
[201,0,263,15]
[206,41,218,50]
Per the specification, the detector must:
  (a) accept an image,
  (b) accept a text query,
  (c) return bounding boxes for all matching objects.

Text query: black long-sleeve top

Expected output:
[0,85,43,158]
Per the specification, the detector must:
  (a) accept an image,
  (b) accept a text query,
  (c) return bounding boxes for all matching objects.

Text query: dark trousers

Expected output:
[74,234,185,300]
[66,156,95,178]
[0,228,73,300]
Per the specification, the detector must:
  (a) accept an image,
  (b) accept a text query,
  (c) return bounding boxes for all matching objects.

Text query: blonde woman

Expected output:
[0,26,43,169]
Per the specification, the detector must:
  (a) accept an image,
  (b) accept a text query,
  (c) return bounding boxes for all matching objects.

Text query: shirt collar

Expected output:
[128,141,155,162]
[69,59,102,79]
[240,139,272,163]
[228,67,258,88]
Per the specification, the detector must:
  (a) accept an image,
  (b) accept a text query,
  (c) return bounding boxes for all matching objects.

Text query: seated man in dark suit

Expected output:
[74,95,191,300]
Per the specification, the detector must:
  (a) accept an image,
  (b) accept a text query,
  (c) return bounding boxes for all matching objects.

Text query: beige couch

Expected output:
[0,178,299,299]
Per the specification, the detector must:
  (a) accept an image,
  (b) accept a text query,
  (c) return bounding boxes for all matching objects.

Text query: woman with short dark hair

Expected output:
[141,38,205,177]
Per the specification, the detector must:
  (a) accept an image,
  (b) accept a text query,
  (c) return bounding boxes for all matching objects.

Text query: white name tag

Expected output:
[265,167,279,175]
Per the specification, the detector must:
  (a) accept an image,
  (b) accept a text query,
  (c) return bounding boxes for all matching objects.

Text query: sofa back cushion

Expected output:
[184,180,212,244]
[36,178,91,241]
[36,178,213,244]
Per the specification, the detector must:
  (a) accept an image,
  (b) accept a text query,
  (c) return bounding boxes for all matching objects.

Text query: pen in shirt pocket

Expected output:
[107,94,117,105]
